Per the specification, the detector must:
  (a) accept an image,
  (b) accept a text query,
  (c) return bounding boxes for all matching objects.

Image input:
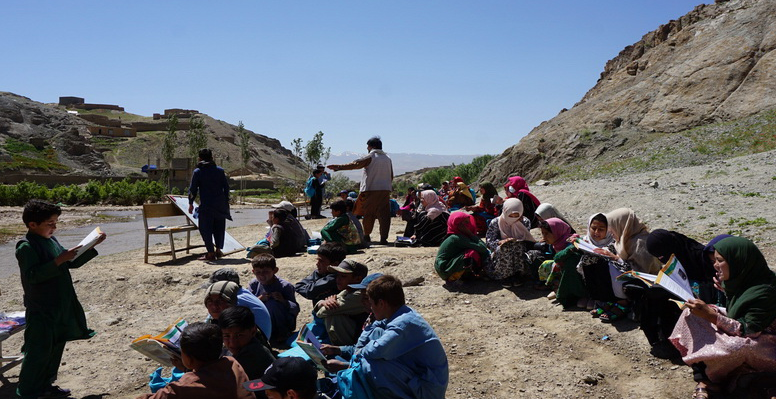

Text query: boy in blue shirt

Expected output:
[248,254,300,346]
[15,199,107,399]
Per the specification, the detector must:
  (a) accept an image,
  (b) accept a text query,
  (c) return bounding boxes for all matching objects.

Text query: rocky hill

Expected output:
[480,0,776,184]
[0,92,307,179]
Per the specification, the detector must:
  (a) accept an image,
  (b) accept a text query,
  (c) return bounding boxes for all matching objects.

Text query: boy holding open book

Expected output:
[15,199,107,399]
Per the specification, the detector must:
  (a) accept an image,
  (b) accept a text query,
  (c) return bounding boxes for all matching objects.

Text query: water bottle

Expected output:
[192,206,199,219]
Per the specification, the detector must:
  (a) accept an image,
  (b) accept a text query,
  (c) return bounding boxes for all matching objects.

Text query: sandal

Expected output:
[590,302,612,317]
[600,302,629,323]
[198,252,216,261]
[692,386,709,399]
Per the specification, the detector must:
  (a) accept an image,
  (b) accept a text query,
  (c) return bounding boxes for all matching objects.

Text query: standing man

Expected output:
[328,136,393,245]
[189,148,232,261]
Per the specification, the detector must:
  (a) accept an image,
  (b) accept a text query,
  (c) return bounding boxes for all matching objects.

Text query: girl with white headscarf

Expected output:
[485,198,536,282]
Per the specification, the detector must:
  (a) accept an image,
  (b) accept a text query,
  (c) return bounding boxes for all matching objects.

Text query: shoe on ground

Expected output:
[546,291,557,300]
[378,240,390,245]
[38,385,71,398]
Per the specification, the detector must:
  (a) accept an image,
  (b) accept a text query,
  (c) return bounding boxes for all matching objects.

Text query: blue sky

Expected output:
[3,1,705,156]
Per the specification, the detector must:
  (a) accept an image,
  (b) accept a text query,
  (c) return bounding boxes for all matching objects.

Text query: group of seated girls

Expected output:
[426,176,776,398]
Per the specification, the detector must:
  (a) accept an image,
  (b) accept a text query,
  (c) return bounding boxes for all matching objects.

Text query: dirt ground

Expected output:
[0,150,774,399]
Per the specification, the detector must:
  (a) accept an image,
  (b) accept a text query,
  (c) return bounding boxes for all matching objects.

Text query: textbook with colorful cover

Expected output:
[130,318,187,367]
[294,325,328,372]
[617,255,695,307]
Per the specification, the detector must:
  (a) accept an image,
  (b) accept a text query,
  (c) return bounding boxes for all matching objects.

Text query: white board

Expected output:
[167,195,244,255]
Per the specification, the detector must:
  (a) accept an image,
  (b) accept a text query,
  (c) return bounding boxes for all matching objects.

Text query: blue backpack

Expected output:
[304,177,316,197]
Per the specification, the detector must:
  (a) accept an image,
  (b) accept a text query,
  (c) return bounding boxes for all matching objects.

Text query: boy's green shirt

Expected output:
[16,232,98,341]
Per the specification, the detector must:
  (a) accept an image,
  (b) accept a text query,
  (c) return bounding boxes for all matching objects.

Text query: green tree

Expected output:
[185,115,208,159]
[161,114,179,191]
[237,121,251,204]
[303,131,331,171]
[326,173,357,195]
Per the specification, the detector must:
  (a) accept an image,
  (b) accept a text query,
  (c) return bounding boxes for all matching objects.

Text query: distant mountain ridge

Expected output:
[327,152,481,182]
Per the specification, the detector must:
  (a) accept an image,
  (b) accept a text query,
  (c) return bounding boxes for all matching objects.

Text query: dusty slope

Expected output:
[0,149,774,399]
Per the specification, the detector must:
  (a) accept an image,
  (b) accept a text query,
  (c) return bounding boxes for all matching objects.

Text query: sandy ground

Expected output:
[0,150,774,399]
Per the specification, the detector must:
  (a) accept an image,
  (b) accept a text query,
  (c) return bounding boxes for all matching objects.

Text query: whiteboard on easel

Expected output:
[167,195,244,255]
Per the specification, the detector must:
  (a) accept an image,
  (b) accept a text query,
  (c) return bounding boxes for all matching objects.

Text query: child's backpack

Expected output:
[304,177,316,198]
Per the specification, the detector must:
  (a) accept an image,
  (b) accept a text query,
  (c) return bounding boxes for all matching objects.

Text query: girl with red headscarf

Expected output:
[434,212,489,284]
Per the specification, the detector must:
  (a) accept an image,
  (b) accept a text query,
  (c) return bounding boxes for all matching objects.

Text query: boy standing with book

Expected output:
[15,199,107,399]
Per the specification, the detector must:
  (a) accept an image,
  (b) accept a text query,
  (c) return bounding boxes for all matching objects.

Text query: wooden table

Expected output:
[0,325,25,385]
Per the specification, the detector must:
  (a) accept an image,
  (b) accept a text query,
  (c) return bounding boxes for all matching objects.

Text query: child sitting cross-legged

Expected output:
[136,322,254,399]
[314,260,370,345]
[320,199,361,254]
[248,253,300,346]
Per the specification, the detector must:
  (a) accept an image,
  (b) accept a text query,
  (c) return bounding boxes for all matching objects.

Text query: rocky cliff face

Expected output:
[0,92,307,178]
[0,92,111,175]
[480,0,776,184]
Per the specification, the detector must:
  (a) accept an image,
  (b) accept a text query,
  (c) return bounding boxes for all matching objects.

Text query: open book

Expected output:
[74,227,103,259]
[572,238,611,259]
[130,318,187,367]
[294,325,328,372]
[654,255,695,303]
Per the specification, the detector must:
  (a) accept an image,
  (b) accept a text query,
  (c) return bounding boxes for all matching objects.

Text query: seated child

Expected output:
[218,306,275,381]
[243,357,324,399]
[295,242,347,306]
[204,277,272,343]
[137,322,254,399]
[314,260,370,345]
[16,199,107,399]
[320,199,361,253]
[434,212,489,284]
[321,273,385,368]
[345,198,367,249]
[248,254,300,346]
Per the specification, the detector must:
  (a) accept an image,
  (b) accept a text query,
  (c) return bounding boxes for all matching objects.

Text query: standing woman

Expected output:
[503,176,541,228]
[670,237,776,398]
[189,148,232,261]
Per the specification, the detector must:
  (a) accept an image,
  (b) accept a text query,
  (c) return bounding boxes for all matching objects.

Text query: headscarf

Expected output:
[479,182,498,199]
[584,213,614,248]
[605,208,661,273]
[714,236,776,334]
[704,234,732,255]
[504,176,540,206]
[447,211,476,236]
[496,198,535,242]
[544,217,573,252]
[452,176,464,184]
[421,190,447,220]
[536,203,573,227]
[645,229,712,282]
[455,182,473,201]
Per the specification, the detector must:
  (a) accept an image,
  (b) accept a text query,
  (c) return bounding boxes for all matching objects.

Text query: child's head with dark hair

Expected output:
[251,253,278,285]
[218,306,257,355]
[180,322,222,369]
[22,199,62,227]
[329,199,347,216]
[316,242,347,274]
[312,169,322,177]
[366,275,405,320]
[366,136,382,149]
[243,357,318,399]
[272,208,288,224]
[198,148,213,162]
